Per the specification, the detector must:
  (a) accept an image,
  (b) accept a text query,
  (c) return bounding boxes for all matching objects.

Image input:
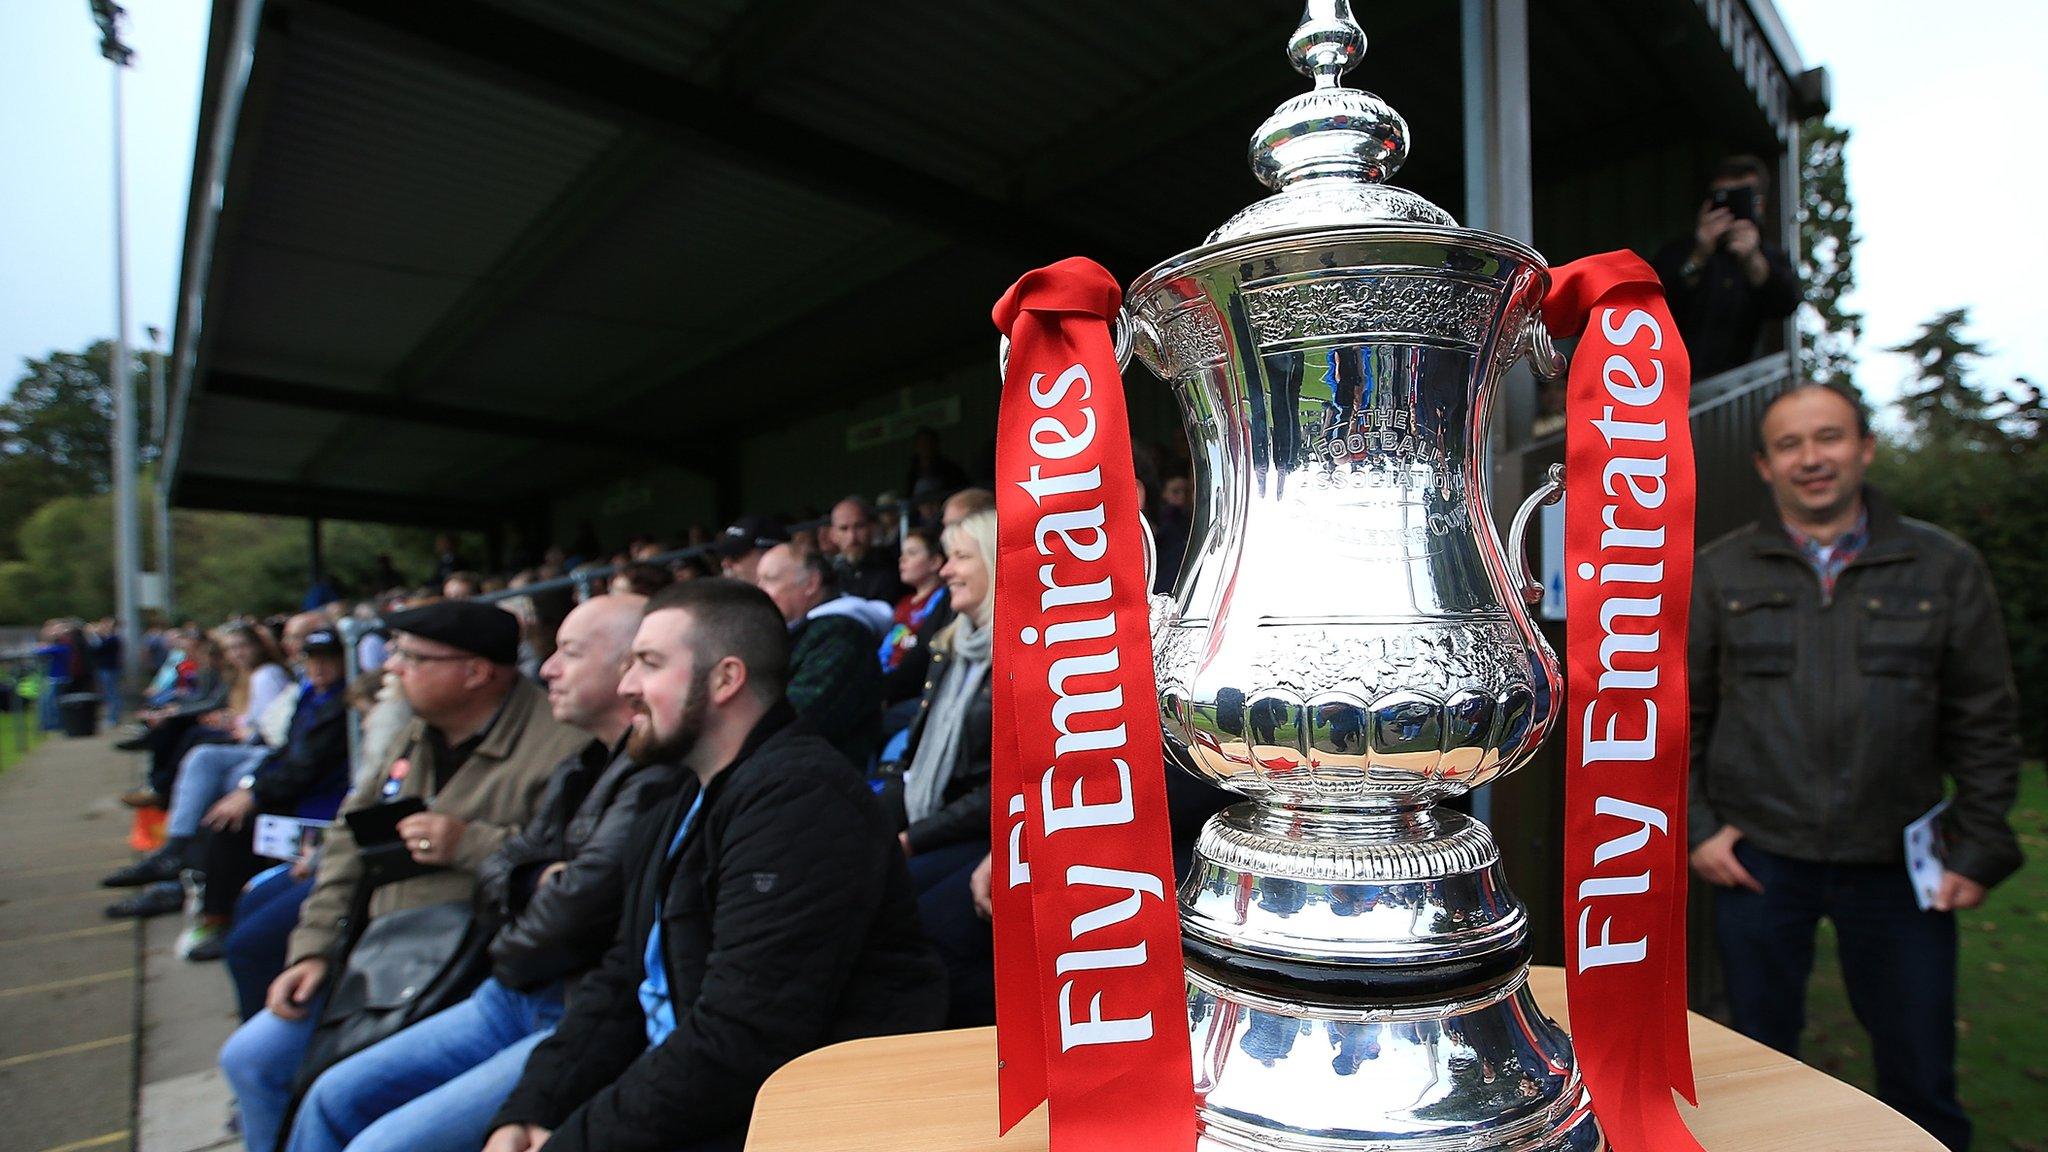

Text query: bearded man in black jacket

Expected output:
[284,594,677,1152]
[486,578,944,1152]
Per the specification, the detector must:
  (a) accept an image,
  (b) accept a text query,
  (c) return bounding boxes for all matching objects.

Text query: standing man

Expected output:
[828,496,908,603]
[1689,383,2024,1151]
[283,594,681,1152]
[1649,155,1801,378]
[752,542,885,767]
[219,601,593,1152]
[484,579,943,1152]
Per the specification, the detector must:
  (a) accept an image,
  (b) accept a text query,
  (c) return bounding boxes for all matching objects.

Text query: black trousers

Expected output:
[197,819,273,919]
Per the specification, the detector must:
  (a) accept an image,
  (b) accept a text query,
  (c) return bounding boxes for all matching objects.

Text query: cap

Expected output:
[302,629,344,657]
[382,600,521,665]
[714,514,791,560]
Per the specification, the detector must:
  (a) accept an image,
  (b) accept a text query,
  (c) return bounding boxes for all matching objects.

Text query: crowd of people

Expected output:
[91,462,1222,1152]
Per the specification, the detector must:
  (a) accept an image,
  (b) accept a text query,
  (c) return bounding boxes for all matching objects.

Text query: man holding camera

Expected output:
[1651,154,1802,378]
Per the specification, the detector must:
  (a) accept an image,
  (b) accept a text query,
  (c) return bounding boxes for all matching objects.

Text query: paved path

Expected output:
[0,731,140,1152]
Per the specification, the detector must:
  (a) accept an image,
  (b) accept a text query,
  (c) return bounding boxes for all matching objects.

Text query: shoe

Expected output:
[101,850,183,888]
[105,881,184,919]
[179,921,226,961]
[119,788,164,809]
[114,733,151,751]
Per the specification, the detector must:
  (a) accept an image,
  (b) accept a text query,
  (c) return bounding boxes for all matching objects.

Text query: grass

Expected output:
[1803,766,2048,1151]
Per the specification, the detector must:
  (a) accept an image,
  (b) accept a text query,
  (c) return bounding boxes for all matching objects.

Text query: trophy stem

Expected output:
[1181,801,1601,1151]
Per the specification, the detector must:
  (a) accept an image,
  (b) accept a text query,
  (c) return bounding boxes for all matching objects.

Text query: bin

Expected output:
[58,693,100,738]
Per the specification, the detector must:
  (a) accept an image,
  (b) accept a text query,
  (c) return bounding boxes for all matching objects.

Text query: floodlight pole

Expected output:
[147,328,173,621]
[94,1,143,680]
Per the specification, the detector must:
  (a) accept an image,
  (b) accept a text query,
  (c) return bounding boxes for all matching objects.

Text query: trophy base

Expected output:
[1181,803,1603,1151]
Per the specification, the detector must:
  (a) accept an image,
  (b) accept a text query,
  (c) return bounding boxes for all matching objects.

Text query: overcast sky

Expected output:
[0,1,2040,416]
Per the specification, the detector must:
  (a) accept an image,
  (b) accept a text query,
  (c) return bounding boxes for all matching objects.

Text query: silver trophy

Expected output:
[1124,3,1600,1148]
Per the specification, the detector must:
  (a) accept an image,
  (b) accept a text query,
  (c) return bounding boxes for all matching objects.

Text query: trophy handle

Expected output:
[996,307,1135,380]
[1524,314,1566,382]
[1508,463,1565,606]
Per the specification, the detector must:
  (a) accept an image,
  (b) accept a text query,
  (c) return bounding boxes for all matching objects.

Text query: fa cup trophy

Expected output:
[1122,3,1602,1148]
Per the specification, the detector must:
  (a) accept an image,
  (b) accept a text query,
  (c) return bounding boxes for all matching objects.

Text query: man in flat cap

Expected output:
[220,600,595,1152]
[714,514,789,584]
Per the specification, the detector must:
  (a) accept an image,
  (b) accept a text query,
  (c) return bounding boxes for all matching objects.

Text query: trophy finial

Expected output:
[1288,0,1366,89]
[1249,2,1409,192]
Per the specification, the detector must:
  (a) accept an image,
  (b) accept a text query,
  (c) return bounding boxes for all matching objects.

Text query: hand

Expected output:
[897,831,913,858]
[289,856,313,882]
[538,861,568,887]
[1723,218,1762,259]
[1692,204,1735,261]
[1933,871,1986,912]
[202,788,258,832]
[970,853,994,921]
[484,1124,552,1152]
[1688,825,1763,893]
[396,811,468,866]
[265,957,329,1020]
[230,718,252,742]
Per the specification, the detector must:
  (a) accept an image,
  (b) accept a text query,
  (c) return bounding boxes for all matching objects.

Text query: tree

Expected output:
[1798,118,1862,394]
[1887,308,2001,446]
[1870,312,2046,754]
[0,341,156,562]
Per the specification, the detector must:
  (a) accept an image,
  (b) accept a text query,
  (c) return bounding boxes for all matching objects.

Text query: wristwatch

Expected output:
[1679,257,1704,279]
[237,773,257,791]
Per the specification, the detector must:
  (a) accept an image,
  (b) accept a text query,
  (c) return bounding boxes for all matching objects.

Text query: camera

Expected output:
[1709,185,1757,222]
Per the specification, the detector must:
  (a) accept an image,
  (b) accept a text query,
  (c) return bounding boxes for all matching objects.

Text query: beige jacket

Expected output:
[287,676,594,966]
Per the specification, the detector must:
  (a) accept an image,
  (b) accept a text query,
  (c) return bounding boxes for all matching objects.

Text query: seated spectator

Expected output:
[482,579,945,1152]
[829,496,909,603]
[941,486,995,528]
[174,627,355,957]
[220,671,390,1021]
[219,601,593,1152]
[1649,154,1801,378]
[879,525,953,708]
[117,629,244,809]
[610,561,673,597]
[752,543,886,767]
[286,595,680,1152]
[102,613,323,905]
[712,514,789,583]
[887,508,996,1025]
[444,571,484,599]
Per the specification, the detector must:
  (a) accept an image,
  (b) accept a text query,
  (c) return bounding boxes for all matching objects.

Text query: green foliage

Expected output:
[0,341,156,562]
[1798,118,1862,395]
[1870,309,2047,755]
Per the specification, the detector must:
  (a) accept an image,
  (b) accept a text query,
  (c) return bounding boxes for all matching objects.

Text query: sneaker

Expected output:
[101,849,183,888]
[179,921,226,961]
[114,734,151,752]
[105,881,184,919]
[119,788,165,809]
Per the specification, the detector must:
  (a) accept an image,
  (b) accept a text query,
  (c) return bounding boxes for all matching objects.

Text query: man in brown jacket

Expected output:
[220,600,594,1152]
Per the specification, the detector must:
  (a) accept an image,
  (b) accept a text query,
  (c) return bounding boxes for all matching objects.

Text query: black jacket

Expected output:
[492,704,947,1152]
[1648,236,1800,379]
[475,740,685,994]
[246,684,349,812]
[890,622,993,854]
[1689,489,2025,886]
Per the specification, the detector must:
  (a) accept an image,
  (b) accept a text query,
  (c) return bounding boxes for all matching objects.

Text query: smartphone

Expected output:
[1709,186,1757,222]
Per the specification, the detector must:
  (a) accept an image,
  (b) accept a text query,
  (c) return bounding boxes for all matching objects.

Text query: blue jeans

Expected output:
[220,991,326,1152]
[1714,841,1970,1150]
[226,867,313,1021]
[286,977,563,1152]
[169,743,268,839]
[36,677,65,731]
[97,668,122,724]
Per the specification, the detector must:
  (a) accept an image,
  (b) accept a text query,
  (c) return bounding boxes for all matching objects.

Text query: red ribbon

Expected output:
[1545,251,1704,1152]
[989,258,1198,1152]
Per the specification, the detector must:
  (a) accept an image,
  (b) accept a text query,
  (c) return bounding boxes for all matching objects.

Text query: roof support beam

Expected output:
[174,472,504,528]
[206,370,678,456]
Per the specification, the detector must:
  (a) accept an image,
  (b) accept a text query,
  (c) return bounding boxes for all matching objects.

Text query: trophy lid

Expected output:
[1207,0,1456,244]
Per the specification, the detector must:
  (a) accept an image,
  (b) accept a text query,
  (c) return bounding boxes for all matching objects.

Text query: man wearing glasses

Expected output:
[220,600,594,1152]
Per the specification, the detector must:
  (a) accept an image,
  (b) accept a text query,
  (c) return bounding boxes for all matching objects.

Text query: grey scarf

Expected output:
[902,614,992,826]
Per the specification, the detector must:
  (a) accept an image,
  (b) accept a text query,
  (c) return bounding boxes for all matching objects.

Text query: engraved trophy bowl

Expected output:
[1110,3,1602,1148]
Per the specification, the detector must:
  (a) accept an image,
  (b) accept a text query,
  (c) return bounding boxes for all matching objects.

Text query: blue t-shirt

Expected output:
[638,790,705,1046]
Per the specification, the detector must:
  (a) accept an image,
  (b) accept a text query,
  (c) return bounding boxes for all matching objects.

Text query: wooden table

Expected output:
[748,966,1939,1151]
